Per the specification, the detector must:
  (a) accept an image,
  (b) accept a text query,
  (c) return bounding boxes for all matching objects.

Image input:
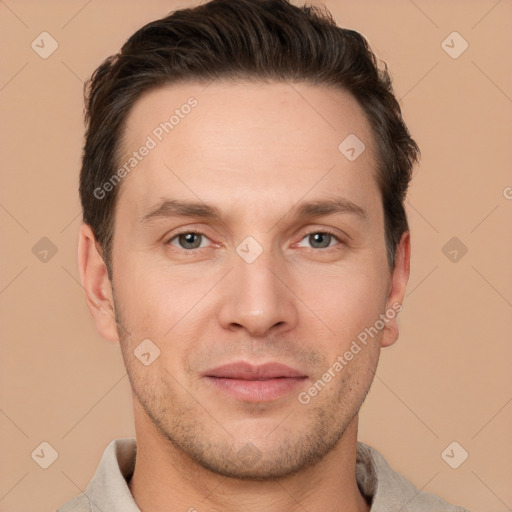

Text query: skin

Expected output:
[78,81,410,512]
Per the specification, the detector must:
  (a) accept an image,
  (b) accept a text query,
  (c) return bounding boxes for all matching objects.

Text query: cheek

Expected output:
[113,254,181,334]
[115,255,223,346]
[295,264,388,341]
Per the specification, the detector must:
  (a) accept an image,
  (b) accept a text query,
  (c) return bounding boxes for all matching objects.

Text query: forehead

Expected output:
[117,80,379,214]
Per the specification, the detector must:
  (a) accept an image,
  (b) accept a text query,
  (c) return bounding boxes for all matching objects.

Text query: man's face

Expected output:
[101,81,406,478]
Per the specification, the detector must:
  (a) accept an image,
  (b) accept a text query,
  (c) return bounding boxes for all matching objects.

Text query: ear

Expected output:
[77,222,119,343]
[381,231,410,348]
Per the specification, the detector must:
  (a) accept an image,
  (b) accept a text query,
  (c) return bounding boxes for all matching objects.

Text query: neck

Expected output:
[128,399,370,512]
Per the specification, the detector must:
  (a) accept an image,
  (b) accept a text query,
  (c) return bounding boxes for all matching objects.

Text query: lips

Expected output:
[202,361,307,402]
[204,361,306,380]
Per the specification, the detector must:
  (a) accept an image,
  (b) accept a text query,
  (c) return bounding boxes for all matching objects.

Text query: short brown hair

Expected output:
[80,0,420,277]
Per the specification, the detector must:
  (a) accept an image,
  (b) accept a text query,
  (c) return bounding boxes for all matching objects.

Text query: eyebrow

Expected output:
[139,200,223,224]
[138,196,367,225]
[293,197,367,221]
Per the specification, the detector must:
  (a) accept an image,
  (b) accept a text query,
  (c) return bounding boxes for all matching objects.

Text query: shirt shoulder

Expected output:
[57,493,92,512]
[356,441,472,512]
[56,438,139,512]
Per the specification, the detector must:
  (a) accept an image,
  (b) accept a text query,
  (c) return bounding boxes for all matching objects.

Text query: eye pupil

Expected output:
[179,233,202,249]
[309,233,331,249]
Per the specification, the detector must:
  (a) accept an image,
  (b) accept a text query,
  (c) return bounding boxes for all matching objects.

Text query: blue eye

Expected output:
[166,230,342,252]
[296,231,340,249]
[168,232,210,250]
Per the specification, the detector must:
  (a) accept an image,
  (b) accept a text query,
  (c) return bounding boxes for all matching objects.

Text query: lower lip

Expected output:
[204,376,307,402]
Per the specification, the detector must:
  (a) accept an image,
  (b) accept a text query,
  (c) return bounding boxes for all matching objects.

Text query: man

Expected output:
[59,0,471,510]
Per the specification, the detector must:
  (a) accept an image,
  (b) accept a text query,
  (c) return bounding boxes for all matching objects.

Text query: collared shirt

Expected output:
[58,438,471,511]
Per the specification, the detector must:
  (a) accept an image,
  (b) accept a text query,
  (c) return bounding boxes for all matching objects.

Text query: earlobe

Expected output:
[77,222,120,343]
[381,231,411,348]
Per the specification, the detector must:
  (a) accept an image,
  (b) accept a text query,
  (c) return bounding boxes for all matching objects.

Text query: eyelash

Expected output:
[166,228,344,251]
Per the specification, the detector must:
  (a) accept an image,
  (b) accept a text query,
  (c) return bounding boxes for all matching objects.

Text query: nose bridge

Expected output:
[218,238,296,336]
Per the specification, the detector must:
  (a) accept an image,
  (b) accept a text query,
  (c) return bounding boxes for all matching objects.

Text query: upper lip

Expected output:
[203,361,306,380]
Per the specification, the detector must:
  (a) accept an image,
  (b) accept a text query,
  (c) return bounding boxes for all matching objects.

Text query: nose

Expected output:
[218,245,298,338]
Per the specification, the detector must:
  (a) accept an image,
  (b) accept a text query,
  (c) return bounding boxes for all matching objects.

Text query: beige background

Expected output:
[1,1,511,511]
